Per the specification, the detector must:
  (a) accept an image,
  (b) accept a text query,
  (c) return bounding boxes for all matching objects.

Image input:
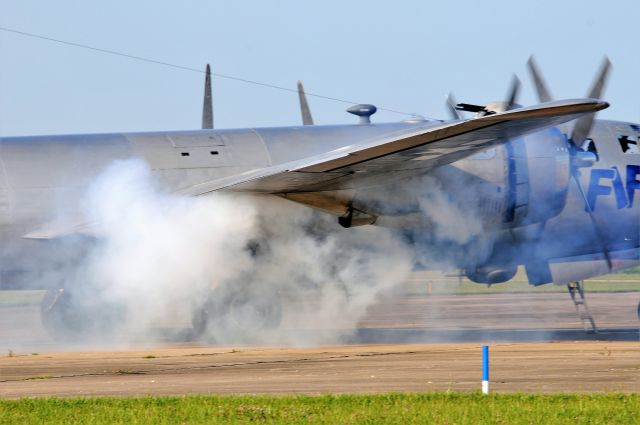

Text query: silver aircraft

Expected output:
[0,58,638,339]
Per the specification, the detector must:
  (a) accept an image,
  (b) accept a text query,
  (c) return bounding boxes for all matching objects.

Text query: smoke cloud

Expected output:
[65,159,415,345]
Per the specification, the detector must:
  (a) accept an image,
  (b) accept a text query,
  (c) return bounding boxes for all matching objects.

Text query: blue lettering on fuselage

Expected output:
[586,165,640,210]
[626,165,640,206]
[586,168,614,211]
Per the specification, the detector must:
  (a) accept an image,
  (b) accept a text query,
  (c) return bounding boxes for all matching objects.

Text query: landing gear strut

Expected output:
[567,281,597,333]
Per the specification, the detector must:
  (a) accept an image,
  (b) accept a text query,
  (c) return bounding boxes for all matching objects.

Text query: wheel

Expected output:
[226,285,282,332]
[191,296,219,338]
[637,301,640,321]
[191,283,282,342]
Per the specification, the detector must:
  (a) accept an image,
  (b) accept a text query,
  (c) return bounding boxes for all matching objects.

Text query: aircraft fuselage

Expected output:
[0,118,638,288]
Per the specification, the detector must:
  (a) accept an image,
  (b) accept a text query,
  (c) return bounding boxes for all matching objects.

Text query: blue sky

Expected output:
[0,0,637,136]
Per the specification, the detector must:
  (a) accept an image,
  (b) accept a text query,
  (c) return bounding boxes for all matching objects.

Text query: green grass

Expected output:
[0,393,638,424]
[622,266,640,274]
[0,290,45,307]
[1,270,639,306]
[21,375,53,381]
[407,269,640,295]
[409,278,640,295]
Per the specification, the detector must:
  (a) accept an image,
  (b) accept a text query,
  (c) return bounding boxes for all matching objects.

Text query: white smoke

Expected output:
[69,159,414,345]
[417,177,485,245]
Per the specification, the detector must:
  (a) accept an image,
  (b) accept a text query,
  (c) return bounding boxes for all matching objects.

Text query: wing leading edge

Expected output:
[180,98,608,196]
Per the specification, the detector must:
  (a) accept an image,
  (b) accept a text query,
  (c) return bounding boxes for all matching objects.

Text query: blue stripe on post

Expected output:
[482,345,489,381]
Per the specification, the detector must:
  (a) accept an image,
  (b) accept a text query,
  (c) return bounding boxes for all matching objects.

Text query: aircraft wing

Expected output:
[22,98,606,240]
[179,98,607,196]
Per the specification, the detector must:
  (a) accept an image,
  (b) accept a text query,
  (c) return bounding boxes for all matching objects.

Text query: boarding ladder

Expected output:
[567,281,597,333]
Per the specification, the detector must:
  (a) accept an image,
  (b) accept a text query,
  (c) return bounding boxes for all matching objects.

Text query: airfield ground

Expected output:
[1,341,640,398]
[1,271,639,398]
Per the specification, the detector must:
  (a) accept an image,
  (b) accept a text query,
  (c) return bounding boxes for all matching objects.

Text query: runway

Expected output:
[1,288,639,397]
[2,342,640,397]
[2,289,638,349]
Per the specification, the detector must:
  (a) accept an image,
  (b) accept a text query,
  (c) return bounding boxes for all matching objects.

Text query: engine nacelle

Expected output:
[465,265,517,285]
[450,128,571,278]
[353,127,572,276]
[502,128,571,228]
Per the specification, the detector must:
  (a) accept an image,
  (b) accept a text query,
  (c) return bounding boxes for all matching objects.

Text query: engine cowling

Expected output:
[458,128,571,283]
[465,265,517,285]
[502,128,571,228]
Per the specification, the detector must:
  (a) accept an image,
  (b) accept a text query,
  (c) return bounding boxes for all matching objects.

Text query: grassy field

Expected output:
[406,268,640,295]
[1,269,638,307]
[0,290,43,307]
[1,393,639,424]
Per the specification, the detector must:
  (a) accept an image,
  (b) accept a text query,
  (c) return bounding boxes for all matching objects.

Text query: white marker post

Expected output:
[482,345,489,394]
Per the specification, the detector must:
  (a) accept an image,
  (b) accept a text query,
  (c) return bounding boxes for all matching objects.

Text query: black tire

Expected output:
[191,296,220,338]
[225,285,282,332]
[191,284,282,341]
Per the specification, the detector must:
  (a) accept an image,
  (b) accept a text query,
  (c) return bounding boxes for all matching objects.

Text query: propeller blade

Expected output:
[446,93,464,120]
[202,64,214,129]
[571,57,613,271]
[526,56,553,103]
[587,56,612,99]
[571,170,613,270]
[525,56,613,272]
[297,81,314,125]
[570,57,612,146]
[505,75,521,110]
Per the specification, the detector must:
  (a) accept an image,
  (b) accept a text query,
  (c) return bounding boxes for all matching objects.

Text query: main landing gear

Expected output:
[567,281,597,333]
[191,282,283,343]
